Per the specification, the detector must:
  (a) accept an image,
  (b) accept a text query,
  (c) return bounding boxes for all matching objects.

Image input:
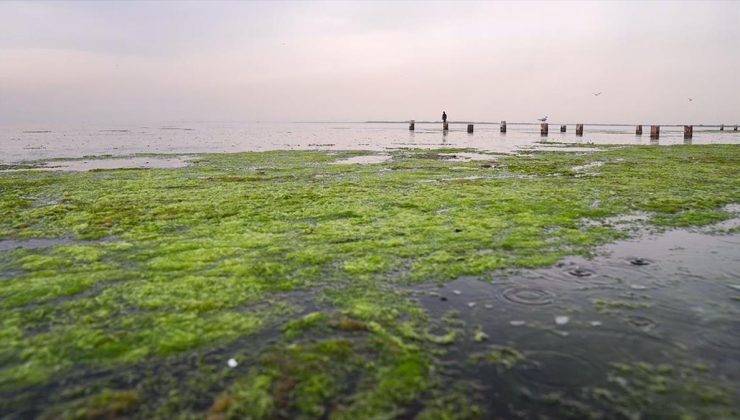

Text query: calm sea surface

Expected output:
[1,122,739,163]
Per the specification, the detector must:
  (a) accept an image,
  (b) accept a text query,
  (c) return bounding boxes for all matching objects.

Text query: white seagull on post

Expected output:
[538,116,548,122]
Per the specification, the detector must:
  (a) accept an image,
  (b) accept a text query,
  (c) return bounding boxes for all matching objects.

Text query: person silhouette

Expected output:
[442,111,447,123]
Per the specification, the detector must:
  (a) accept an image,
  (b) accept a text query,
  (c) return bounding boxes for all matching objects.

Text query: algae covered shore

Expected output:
[1,145,739,418]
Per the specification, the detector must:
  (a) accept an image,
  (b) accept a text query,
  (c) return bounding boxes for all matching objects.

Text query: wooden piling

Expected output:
[576,124,584,136]
[500,121,506,133]
[409,120,415,131]
[467,124,474,133]
[636,125,643,135]
[443,122,449,131]
[684,125,693,139]
[720,124,724,131]
[650,125,660,139]
[735,126,738,131]
[560,125,566,133]
[540,123,548,136]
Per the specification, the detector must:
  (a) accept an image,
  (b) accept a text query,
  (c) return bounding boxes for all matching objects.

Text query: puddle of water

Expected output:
[330,154,391,164]
[0,238,75,252]
[0,237,117,252]
[34,157,191,172]
[525,145,603,153]
[412,223,740,417]
[572,161,605,172]
[440,152,498,162]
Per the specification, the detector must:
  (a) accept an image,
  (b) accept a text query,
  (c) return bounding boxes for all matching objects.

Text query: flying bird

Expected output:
[593,92,602,96]
[688,98,693,102]
[538,116,548,122]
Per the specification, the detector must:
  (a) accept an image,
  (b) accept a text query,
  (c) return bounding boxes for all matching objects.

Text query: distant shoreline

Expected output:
[362,121,732,128]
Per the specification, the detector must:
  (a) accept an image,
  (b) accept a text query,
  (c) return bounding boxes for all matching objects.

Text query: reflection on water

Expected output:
[32,157,191,171]
[413,226,740,417]
[329,154,391,165]
[2,122,739,163]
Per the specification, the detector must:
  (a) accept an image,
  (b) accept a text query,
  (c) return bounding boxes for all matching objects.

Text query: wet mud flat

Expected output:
[0,145,739,418]
[412,228,740,418]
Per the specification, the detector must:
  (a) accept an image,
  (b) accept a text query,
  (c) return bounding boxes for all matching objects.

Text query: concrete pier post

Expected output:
[467,124,474,133]
[500,121,507,133]
[560,125,566,133]
[409,120,415,131]
[443,122,449,131]
[540,123,548,136]
[636,125,643,135]
[684,125,693,139]
[650,125,660,139]
[576,124,584,136]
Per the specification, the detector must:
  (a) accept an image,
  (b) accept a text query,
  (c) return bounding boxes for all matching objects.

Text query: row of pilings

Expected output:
[408,121,738,139]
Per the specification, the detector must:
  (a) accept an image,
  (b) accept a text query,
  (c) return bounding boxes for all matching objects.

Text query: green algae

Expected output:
[1,145,739,417]
[40,389,140,420]
[604,361,738,419]
[593,299,652,313]
[469,345,525,369]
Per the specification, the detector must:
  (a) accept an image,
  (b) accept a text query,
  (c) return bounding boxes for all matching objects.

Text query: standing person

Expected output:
[442,111,447,123]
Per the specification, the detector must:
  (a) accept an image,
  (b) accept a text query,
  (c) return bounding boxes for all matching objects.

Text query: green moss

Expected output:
[470,345,524,368]
[605,361,737,418]
[41,389,139,420]
[473,326,489,342]
[283,312,329,338]
[1,146,739,417]
[416,393,483,420]
[209,374,274,420]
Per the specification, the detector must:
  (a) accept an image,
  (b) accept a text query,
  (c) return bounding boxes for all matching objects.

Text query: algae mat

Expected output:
[1,145,739,418]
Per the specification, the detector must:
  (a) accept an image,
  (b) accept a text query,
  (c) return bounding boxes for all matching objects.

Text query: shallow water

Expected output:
[0,156,192,172]
[330,154,391,165]
[2,122,739,163]
[412,227,740,417]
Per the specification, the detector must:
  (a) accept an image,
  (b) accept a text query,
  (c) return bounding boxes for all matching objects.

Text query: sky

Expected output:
[0,0,739,125]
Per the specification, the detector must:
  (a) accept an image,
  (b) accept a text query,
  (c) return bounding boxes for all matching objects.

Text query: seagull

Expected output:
[537,116,548,122]
[593,92,602,96]
[688,98,693,102]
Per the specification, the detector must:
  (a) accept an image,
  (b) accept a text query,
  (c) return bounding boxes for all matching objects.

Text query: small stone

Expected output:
[484,304,493,309]
[589,321,603,326]
[467,302,476,308]
[453,290,462,295]
[727,284,740,292]
[629,257,650,266]
[555,316,570,325]
[629,284,648,290]
[510,320,526,326]
[227,358,238,368]
[440,296,448,301]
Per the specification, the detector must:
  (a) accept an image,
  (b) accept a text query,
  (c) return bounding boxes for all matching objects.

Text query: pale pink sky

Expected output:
[1,1,738,124]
